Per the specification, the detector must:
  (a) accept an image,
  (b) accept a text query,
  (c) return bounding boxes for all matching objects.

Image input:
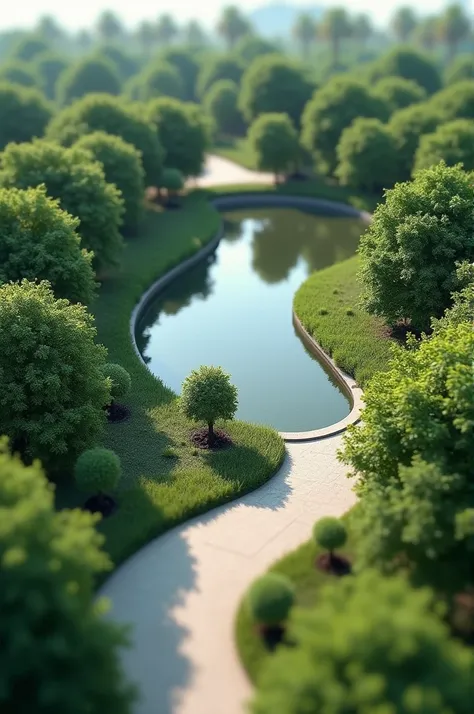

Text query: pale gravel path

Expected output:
[189,154,274,188]
[100,157,357,714]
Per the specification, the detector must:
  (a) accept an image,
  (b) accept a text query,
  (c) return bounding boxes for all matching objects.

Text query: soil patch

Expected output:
[191,427,233,450]
[84,493,117,518]
[316,552,352,576]
[106,402,131,424]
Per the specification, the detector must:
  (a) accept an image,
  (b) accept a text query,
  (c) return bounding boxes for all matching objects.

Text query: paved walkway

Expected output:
[189,154,274,188]
[100,157,358,714]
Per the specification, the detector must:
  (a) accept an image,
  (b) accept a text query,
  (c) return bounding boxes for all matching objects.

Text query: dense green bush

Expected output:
[203,79,244,136]
[366,46,442,94]
[387,102,442,181]
[246,574,295,627]
[234,35,277,65]
[10,34,49,61]
[103,362,131,401]
[74,131,145,234]
[372,76,426,113]
[0,185,95,304]
[146,97,210,178]
[239,54,314,127]
[248,113,301,177]
[0,280,110,472]
[313,517,347,553]
[160,48,199,100]
[0,139,124,271]
[75,447,122,494]
[302,76,389,176]
[181,365,238,445]
[0,60,38,87]
[414,119,474,173]
[128,60,184,101]
[335,117,399,191]
[35,52,69,100]
[159,167,184,193]
[251,570,474,714]
[428,80,474,121]
[57,57,121,105]
[359,162,474,331]
[0,82,53,150]
[197,55,244,98]
[445,54,474,85]
[46,93,164,185]
[0,440,134,713]
[97,45,139,82]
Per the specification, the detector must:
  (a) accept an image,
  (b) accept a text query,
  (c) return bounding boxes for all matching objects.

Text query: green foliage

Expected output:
[359,162,474,330]
[373,76,426,113]
[159,167,184,192]
[10,34,49,61]
[251,570,474,714]
[234,35,277,65]
[0,60,38,87]
[445,54,474,85]
[428,80,474,122]
[302,76,390,176]
[57,57,121,105]
[387,102,442,181]
[73,131,145,235]
[367,46,442,94]
[0,440,134,713]
[35,52,69,100]
[313,517,347,552]
[75,447,121,494]
[146,97,210,178]
[335,117,399,191]
[248,112,301,176]
[239,54,314,127]
[46,93,164,185]
[0,139,124,271]
[0,280,110,472]
[160,48,199,101]
[0,185,95,304]
[216,6,251,50]
[197,55,244,98]
[414,119,474,173]
[203,79,243,136]
[97,45,138,82]
[246,574,295,626]
[103,363,131,401]
[180,365,238,431]
[128,60,184,101]
[0,82,53,151]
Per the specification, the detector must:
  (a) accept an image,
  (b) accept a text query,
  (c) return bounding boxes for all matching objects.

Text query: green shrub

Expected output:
[335,117,398,191]
[197,55,244,98]
[128,61,184,101]
[372,76,426,113]
[445,54,474,85]
[57,57,121,105]
[10,34,49,61]
[387,101,442,181]
[248,112,301,177]
[181,365,238,445]
[246,573,295,626]
[313,517,347,553]
[0,60,38,87]
[414,119,474,173]
[159,167,184,192]
[203,79,244,136]
[0,83,53,150]
[75,447,121,494]
[429,80,474,122]
[160,48,199,101]
[103,363,131,401]
[366,46,441,94]
[35,52,69,100]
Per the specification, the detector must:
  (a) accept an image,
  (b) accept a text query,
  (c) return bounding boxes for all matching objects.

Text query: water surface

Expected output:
[136,207,365,432]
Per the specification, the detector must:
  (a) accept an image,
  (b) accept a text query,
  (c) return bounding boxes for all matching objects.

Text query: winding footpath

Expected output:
[99,157,359,714]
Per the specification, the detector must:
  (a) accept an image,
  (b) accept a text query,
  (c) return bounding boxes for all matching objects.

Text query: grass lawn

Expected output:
[213,137,256,170]
[235,516,357,684]
[57,193,285,568]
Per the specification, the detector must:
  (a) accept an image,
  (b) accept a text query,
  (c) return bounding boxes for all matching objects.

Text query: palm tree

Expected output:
[352,14,373,49]
[438,3,471,60]
[96,10,123,44]
[183,20,207,48]
[36,15,64,44]
[136,20,156,57]
[216,6,252,50]
[414,15,440,53]
[391,7,418,43]
[155,14,178,47]
[320,7,352,66]
[292,13,317,60]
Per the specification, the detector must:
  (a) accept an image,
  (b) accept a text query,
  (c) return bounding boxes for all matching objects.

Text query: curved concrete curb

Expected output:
[130,193,369,442]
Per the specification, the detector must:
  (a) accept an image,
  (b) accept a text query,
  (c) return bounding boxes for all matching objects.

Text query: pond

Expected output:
[136,206,366,433]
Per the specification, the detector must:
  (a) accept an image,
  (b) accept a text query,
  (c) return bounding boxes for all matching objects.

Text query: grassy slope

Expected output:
[83,195,285,567]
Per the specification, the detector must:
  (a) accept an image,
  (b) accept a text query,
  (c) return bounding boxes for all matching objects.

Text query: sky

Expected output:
[0,0,467,32]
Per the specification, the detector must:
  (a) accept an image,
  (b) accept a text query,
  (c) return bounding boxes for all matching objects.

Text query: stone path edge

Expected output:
[130,192,369,442]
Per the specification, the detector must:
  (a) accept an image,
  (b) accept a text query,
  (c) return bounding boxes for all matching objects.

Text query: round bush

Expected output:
[313,517,347,552]
[248,112,301,177]
[428,80,474,122]
[0,60,38,88]
[197,55,244,98]
[0,82,53,151]
[414,119,474,173]
[74,447,121,494]
[445,54,474,85]
[372,76,426,114]
[128,61,184,102]
[203,79,243,136]
[103,363,131,401]
[11,35,49,62]
[387,102,442,181]
[159,167,184,192]
[366,47,441,95]
[57,57,121,105]
[35,53,69,100]
[246,573,295,626]
[160,48,199,100]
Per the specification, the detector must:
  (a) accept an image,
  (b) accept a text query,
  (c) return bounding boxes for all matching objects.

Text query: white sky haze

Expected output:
[0,0,467,32]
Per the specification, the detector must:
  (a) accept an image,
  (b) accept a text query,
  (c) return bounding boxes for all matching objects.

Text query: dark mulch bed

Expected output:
[84,493,117,518]
[257,624,286,652]
[191,427,233,450]
[105,402,131,424]
[316,552,352,576]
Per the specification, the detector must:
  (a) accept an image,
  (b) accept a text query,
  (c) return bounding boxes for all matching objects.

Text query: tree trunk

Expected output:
[208,421,215,446]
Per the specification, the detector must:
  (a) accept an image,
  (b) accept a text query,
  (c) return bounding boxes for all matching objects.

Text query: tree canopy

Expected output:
[181,365,238,443]
[414,119,474,173]
[445,54,474,85]
[197,55,244,98]
[128,61,184,102]
[160,48,199,101]
[372,76,426,113]
[0,60,39,87]
[367,47,442,95]
[428,80,474,122]
[35,52,69,100]
[0,82,53,151]
[57,57,121,105]
[248,112,301,177]
[203,79,243,136]
[387,102,442,181]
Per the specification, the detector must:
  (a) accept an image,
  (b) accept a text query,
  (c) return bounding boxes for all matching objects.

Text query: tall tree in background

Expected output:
[35,15,64,44]
[183,20,207,48]
[352,14,373,49]
[76,29,93,53]
[391,7,418,43]
[96,11,124,44]
[292,14,317,60]
[439,3,471,60]
[217,6,252,50]
[415,15,439,52]
[320,7,352,66]
[136,20,156,57]
[155,14,178,47]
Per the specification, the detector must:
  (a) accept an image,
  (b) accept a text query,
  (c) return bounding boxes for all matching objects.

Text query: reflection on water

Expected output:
[137,207,365,432]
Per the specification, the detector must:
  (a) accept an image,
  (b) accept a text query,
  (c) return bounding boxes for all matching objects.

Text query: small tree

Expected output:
[0,280,110,473]
[246,574,295,628]
[359,162,474,331]
[313,517,347,558]
[248,113,301,180]
[0,60,39,87]
[181,365,238,446]
[95,46,139,82]
[428,80,474,122]
[103,363,131,403]
[159,167,185,206]
[367,47,442,95]
[46,93,164,186]
[203,79,244,137]
[0,82,53,150]
[35,52,69,100]
[73,131,145,235]
[373,76,426,113]
[0,139,124,272]
[387,101,442,181]
[197,55,244,98]
[414,119,474,173]
[0,440,134,713]
[0,185,95,304]
[160,48,199,101]
[128,61,184,101]
[57,57,121,105]
[335,117,399,191]
[445,54,474,85]
[74,447,121,495]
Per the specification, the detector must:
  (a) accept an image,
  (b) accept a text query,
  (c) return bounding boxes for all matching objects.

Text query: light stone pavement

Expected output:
[188,154,274,188]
